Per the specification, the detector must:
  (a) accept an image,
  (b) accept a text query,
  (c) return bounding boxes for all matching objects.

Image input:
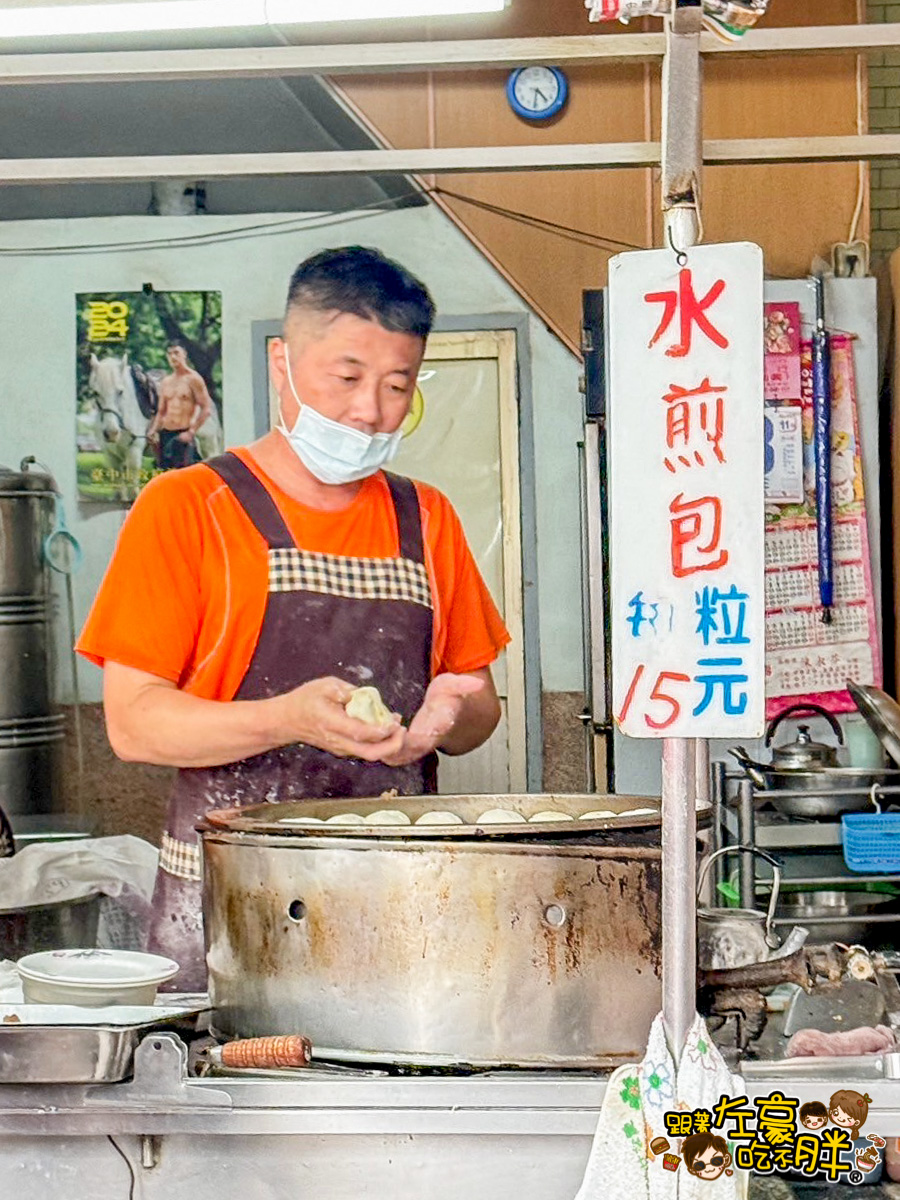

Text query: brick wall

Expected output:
[870,1,900,257]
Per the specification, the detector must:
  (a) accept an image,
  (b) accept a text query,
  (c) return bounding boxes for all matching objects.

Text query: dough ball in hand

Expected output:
[345,686,394,727]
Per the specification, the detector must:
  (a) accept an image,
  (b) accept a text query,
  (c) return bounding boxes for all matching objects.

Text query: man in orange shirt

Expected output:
[78,246,509,988]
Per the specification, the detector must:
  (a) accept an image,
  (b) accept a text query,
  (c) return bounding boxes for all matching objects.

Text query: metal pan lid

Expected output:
[199,793,678,840]
[0,458,57,495]
[847,680,900,768]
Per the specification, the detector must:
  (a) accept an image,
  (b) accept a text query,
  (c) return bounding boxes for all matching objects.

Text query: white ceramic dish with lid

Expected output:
[17,948,179,1006]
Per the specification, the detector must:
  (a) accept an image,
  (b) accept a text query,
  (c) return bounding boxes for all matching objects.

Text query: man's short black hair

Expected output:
[285,246,435,339]
[800,1101,828,1121]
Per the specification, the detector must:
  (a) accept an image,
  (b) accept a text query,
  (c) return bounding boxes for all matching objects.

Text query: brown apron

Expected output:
[147,452,437,989]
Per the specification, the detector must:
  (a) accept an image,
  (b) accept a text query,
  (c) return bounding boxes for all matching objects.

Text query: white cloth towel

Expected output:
[0,835,159,950]
[575,1014,749,1200]
[0,835,158,909]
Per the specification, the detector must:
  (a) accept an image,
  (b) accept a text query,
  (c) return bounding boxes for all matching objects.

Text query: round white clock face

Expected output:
[512,66,561,115]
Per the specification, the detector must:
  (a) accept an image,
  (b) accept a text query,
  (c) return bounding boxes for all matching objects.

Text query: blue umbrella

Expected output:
[812,275,833,624]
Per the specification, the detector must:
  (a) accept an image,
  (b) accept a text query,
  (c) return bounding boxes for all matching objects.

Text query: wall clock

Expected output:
[506,66,569,122]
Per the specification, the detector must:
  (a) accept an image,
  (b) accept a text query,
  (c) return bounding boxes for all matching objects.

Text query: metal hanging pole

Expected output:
[660,0,704,1067]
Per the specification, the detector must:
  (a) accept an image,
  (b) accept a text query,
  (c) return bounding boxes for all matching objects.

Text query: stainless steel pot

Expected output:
[775,889,895,946]
[0,893,100,959]
[729,702,900,816]
[200,794,668,1068]
[0,715,65,818]
[0,460,62,820]
[727,755,900,817]
[0,462,55,600]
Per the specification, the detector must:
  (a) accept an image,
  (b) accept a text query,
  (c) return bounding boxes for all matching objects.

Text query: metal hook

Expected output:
[666,223,689,267]
[870,783,884,814]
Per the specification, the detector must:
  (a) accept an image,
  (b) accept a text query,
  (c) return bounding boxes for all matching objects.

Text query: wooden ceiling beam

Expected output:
[0,134,898,185]
[0,23,894,86]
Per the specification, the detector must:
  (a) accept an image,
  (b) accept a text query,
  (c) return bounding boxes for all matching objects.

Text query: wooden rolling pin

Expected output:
[208,1035,312,1070]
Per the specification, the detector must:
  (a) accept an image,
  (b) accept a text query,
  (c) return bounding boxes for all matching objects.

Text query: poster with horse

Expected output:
[76,290,223,502]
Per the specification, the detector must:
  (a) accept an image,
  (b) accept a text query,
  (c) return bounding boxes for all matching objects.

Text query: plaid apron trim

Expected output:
[159,831,202,882]
[268,548,433,610]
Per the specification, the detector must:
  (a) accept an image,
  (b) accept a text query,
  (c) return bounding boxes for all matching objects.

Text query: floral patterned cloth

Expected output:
[575,1013,749,1200]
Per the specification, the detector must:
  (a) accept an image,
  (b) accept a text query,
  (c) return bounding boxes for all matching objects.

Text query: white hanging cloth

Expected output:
[575,1013,749,1200]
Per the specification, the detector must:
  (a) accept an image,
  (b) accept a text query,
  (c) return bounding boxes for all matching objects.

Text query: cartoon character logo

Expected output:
[829,1090,872,1137]
[857,1146,880,1173]
[682,1133,732,1181]
[799,1101,828,1131]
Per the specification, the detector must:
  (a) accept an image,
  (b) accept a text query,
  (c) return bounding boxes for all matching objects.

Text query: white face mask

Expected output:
[276,346,404,485]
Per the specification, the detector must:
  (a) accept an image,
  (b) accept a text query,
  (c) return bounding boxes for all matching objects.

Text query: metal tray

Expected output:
[0,1002,207,1083]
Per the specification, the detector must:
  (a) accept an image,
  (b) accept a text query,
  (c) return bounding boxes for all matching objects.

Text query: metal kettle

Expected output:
[697,845,781,971]
[730,702,844,788]
[765,703,844,770]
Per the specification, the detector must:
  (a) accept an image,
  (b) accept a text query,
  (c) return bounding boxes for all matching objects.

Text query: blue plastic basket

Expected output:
[842,812,900,873]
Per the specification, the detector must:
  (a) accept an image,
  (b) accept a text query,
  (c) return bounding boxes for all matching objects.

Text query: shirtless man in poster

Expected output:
[147,343,215,470]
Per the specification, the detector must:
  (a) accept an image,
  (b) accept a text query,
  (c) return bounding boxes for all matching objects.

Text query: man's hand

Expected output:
[177,429,195,444]
[104,663,497,771]
[272,676,406,762]
[379,673,487,768]
[104,663,405,769]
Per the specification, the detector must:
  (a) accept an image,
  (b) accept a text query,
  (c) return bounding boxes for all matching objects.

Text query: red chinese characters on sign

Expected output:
[669,493,729,578]
[645,268,729,358]
[651,275,732,583]
[664,376,727,472]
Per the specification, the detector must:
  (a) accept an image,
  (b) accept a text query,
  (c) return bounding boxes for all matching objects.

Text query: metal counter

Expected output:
[4,1035,900,1199]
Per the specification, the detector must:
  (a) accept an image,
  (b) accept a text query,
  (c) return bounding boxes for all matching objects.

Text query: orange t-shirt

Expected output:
[77,447,510,699]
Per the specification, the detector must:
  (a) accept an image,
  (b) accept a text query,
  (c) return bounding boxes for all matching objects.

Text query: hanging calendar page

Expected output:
[764,335,881,718]
[76,290,222,503]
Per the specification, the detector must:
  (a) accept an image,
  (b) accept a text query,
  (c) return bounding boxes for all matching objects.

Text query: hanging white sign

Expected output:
[609,242,765,739]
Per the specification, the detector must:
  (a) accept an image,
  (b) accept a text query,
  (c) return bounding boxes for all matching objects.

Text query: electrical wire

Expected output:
[0,187,426,257]
[432,186,646,253]
[0,182,648,260]
[0,176,829,277]
[107,1135,137,1200]
[847,50,866,247]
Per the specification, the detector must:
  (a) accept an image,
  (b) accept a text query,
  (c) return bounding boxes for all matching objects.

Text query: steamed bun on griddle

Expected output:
[477,809,526,824]
[415,811,464,825]
[366,810,411,825]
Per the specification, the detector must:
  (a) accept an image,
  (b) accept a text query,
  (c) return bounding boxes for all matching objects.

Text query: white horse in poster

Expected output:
[88,351,151,502]
[89,352,224,501]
